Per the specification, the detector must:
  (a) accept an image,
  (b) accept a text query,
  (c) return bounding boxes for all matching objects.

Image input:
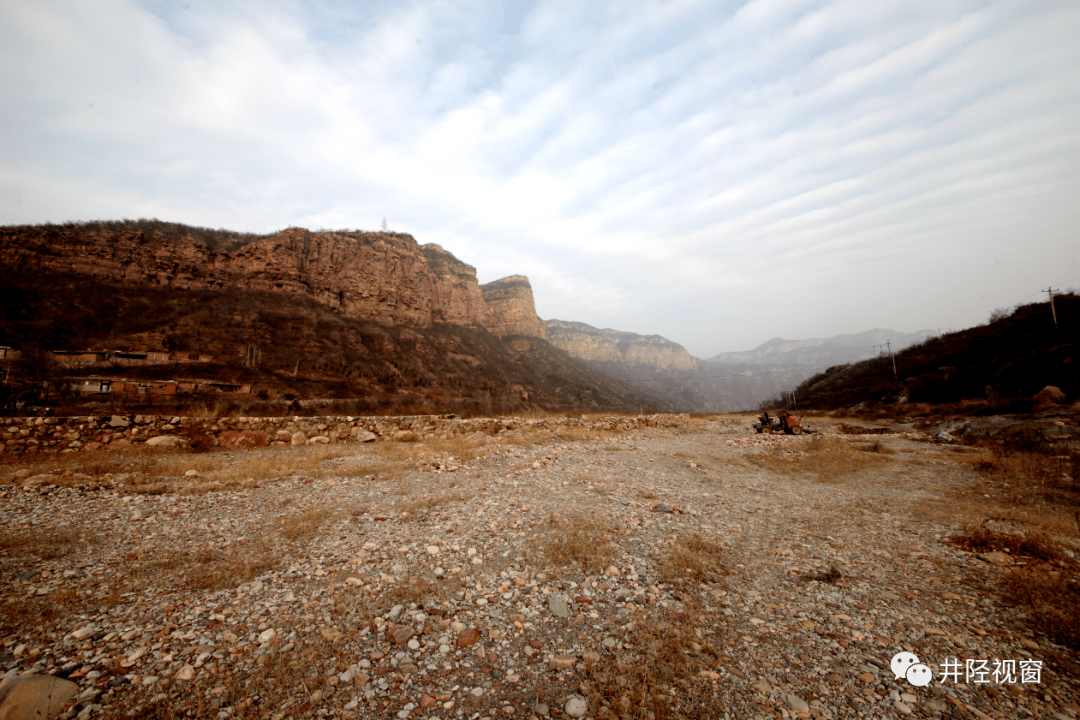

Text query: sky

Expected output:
[1,0,1078,358]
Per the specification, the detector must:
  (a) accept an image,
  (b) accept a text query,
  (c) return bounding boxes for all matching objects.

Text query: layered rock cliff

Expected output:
[481,276,548,340]
[0,221,545,339]
[546,320,697,370]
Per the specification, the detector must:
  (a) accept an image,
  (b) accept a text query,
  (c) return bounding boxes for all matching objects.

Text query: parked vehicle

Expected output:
[754,410,812,435]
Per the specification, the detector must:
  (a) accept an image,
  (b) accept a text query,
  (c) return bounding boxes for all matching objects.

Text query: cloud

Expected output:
[1,0,1078,355]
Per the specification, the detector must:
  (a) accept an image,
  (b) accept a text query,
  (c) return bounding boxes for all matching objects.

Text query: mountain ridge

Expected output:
[0,219,547,340]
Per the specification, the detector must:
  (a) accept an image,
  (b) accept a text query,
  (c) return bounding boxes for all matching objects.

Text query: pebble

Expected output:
[564,697,587,718]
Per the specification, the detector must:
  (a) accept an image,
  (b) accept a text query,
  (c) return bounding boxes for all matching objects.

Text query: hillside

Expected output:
[0,219,544,337]
[788,293,1078,411]
[0,219,674,415]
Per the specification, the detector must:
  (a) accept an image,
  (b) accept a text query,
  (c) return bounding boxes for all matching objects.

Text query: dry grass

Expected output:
[1001,568,1080,650]
[944,441,1080,535]
[102,635,346,720]
[0,590,83,635]
[746,437,889,482]
[947,523,1063,562]
[856,439,895,454]
[395,487,472,516]
[580,602,725,720]
[0,525,86,559]
[162,544,279,591]
[657,534,727,586]
[276,506,338,542]
[542,512,618,575]
[378,572,464,611]
[948,524,1080,649]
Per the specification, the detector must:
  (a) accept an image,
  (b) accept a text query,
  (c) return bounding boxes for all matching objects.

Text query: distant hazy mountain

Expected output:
[707,329,938,368]
[548,322,939,412]
[545,320,698,371]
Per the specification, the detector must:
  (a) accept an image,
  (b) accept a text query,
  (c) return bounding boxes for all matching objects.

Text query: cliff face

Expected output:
[0,223,545,338]
[481,275,548,340]
[545,320,697,371]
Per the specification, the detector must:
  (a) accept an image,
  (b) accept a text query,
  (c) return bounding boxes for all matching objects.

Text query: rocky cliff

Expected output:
[546,320,697,370]
[0,221,546,339]
[481,276,548,340]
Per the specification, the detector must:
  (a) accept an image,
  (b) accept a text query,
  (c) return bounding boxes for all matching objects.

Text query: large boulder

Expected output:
[0,674,79,720]
[350,428,377,443]
[1034,385,1066,406]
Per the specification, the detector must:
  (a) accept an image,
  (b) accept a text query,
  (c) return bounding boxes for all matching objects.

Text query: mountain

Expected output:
[0,219,672,415]
[706,328,938,367]
[0,219,545,339]
[546,322,944,412]
[545,320,697,370]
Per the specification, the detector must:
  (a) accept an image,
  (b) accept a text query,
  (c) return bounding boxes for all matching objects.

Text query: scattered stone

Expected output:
[388,625,416,645]
[456,628,481,647]
[564,697,587,718]
[218,430,268,449]
[651,502,674,513]
[68,623,98,640]
[785,693,810,714]
[546,594,570,618]
[549,655,576,670]
[145,435,186,447]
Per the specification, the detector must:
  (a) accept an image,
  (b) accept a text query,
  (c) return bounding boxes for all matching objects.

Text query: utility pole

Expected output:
[887,340,897,379]
[1044,287,1060,326]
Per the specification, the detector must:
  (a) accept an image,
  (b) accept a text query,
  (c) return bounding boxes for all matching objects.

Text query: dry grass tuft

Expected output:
[379,573,464,610]
[746,437,889,482]
[178,545,279,591]
[542,513,617,574]
[1001,568,1080,650]
[276,506,338,542]
[857,439,894,454]
[947,523,1063,562]
[946,522,1080,648]
[103,635,348,720]
[657,534,727,585]
[0,525,87,559]
[395,487,471,516]
[580,602,724,720]
[801,565,843,583]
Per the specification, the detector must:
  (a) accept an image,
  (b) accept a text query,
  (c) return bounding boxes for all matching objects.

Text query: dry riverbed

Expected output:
[2,415,1079,720]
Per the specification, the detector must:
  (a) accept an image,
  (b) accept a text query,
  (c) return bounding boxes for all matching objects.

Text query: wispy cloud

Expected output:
[1,0,1077,355]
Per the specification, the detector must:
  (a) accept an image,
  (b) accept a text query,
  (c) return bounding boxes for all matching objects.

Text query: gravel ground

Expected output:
[2,416,1079,720]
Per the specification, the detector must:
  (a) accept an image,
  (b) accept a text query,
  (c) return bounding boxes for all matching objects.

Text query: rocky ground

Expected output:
[2,415,1079,720]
